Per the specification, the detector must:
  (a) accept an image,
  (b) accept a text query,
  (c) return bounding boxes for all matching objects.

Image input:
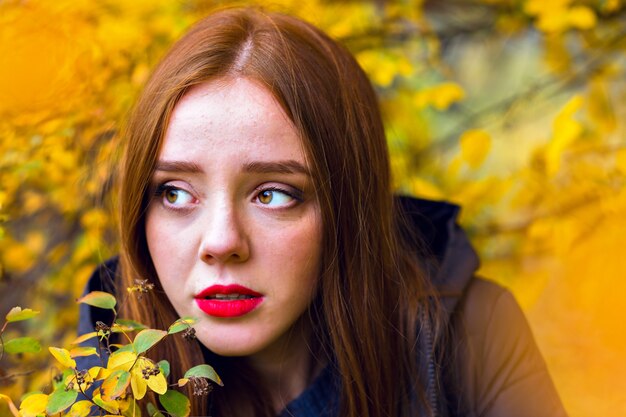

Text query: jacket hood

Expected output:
[397,196,480,315]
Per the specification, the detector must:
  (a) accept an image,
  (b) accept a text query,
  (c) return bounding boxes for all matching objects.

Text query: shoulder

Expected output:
[448,278,568,417]
[454,278,520,340]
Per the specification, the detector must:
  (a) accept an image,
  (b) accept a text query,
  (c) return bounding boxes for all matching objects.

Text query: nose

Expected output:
[198,198,250,265]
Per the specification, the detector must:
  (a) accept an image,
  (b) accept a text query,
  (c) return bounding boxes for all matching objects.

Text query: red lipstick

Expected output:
[195,285,264,318]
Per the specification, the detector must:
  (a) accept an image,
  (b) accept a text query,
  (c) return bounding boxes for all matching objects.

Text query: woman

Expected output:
[79,7,568,417]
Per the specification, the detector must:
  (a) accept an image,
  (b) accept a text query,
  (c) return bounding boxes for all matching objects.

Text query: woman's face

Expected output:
[145,78,322,360]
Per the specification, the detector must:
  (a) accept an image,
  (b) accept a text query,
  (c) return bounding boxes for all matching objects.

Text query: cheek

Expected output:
[145,210,166,264]
[278,215,323,292]
[145,210,191,281]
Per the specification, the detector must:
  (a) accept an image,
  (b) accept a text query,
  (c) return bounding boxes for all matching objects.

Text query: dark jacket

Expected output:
[78,197,568,416]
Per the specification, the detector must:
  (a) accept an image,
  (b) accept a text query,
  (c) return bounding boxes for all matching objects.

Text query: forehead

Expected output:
[160,77,305,161]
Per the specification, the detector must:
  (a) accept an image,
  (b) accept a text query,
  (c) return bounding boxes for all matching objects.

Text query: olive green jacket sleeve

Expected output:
[451,278,568,417]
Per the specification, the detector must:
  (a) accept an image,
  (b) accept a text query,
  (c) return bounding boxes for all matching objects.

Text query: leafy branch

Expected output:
[0,287,222,417]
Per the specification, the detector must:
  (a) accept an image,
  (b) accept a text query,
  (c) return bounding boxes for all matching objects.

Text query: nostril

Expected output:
[198,235,250,264]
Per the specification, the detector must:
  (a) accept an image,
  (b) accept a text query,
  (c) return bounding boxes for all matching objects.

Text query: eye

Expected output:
[255,187,300,208]
[155,184,196,209]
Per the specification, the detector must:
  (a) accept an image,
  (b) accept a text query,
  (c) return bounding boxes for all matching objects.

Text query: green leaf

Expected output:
[115,343,136,354]
[157,360,170,378]
[183,364,223,386]
[133,329,167,354]
[147,402,165,417]
[102,369,132,401]
[159,390,190,417]
[5,306,39,322]
[52,369,74,391]
[46,387,78,414]
[115,319,148,331]
[3,337,41,354]
[76,291,117,309]
[167,317,197,334]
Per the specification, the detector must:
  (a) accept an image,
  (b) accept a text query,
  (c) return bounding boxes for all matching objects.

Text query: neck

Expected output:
[247,318,325,413]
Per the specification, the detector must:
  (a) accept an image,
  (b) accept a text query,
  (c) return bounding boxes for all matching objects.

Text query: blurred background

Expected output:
[1,1,625,416]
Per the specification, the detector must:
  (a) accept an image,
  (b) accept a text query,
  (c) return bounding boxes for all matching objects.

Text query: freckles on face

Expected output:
[144,77,323,359]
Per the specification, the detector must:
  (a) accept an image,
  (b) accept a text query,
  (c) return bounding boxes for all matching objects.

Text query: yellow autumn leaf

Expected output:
[147,372,168,395]
[18,393,48,417]
[49,347,77,368]
[92,390,119,415]
[90,366,111,380]
[459,129,492,169]
[130,368,148,400]
[71,332,98,345]
[67,400,93,417]
[107,350,138,372]
[5,306,39,322]
[70,346,98,358]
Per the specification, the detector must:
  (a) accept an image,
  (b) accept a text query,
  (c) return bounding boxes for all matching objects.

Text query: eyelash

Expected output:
[254,185,304,207]
[153,184,196,212]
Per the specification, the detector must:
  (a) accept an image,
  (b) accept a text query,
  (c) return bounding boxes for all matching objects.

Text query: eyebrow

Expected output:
[154,160,203,173]
[153,159,310,176]
[242,160,310,176]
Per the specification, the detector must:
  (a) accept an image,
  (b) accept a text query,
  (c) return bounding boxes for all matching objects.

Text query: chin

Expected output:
[195,330,269,358]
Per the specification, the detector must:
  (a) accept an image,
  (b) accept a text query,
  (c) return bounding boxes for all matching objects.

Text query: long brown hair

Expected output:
[118,7,439,417]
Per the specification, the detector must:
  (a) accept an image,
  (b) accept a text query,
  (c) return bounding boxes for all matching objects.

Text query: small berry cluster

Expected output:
[142,365,161,380]
[66,370,92,391]
[127,279,155,300]
[190,376,212,396]
[183,327,196,341]
[95,321,111,334]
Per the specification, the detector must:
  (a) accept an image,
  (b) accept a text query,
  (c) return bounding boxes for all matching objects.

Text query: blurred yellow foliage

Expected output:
[460,129,492,169]
[414,82,466,110]
[545,95,584,176]
[525,0,597,32]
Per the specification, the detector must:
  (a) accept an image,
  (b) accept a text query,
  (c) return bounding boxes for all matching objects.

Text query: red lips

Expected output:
[195,284,264,318]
